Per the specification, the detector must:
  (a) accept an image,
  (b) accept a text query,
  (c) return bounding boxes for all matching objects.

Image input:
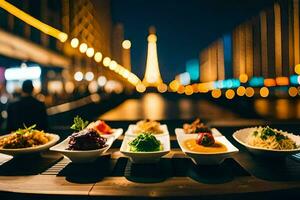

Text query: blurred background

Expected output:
[0,0,299,132]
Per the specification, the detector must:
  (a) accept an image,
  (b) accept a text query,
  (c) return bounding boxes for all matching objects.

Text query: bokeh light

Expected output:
[225,89,235,99]
[177,85,185,94]
[157,83,168,93]
[288,87,298,97]
[259,87,269,97]
[85,71,94,81]
[74,71,83,81]
[136,83,146,93]
[245,87,255,97]
[70,38,79,48]
[109,60,118,70]
[79,43,88,53]
[103,57,111,67]
[295,64,300,75]
[86,47,94,57]
[211,89,222,98]
[184,85,193,95]
[239,74,248,83]
[122,40,131,49]
[97,76,107,87]
[94,52,102,63]
[169,80,180,92]
[237,86,246,96]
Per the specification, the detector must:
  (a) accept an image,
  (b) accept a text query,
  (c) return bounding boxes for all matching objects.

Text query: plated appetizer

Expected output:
[121,125,170,163]
[176,120,238,165]
[67,116,108,151]
[0,124,59,156]
[133,119,164,134]
[184,133,227,154]
[233,126,300,157]
[247,126,298,150]
[50,116,123,163]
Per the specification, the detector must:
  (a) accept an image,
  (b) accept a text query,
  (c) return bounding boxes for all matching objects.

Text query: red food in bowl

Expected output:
[196,132,215,146]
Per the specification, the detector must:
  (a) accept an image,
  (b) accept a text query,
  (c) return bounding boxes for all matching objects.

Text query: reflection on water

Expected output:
[100,93,300,121]
[100,93,239,120]
[254,99,300,119]
[142,93,166,120]
[179,99,194,119]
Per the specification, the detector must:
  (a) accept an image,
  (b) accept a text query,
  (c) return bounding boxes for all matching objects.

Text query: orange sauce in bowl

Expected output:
[184,139,227,153]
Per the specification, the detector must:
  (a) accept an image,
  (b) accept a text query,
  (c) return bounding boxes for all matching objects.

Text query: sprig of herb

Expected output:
[70,116,89,131]
[15,124,37,135]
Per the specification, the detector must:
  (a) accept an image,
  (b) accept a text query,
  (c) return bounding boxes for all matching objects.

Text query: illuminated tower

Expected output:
[142,27,163,87]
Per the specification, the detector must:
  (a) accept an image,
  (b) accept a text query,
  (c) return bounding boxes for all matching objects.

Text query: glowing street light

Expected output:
[86,47,94,57]
[259,87,269,97]
[85,71,94,81]
[109,60,118,70]
[94,52,102,63]
[122,40,131,49]
[103,57,111,67]
[79,43,88,53]
[74,71,83,81]
[70,38,79,48]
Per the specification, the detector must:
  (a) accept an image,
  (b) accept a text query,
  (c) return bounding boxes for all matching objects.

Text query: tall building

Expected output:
[142,27,164,87]
[199,0,300,82]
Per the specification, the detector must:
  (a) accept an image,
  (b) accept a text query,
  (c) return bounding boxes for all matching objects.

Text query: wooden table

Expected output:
[0,120,299,200]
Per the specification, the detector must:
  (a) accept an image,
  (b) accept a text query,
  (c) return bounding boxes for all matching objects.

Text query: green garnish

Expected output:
[256,126,288,141]
[15,124,37,135]
[129,133,162,152]
[70,116,89,131]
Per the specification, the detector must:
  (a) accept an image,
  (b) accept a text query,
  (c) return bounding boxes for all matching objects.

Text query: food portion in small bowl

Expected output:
[128,133,163,152]
[50,116,122,163]
[176,119,238,165]
[126,119,167,136]
[121,132,170,163]
[0,124,60,156]
[233,126,300,157]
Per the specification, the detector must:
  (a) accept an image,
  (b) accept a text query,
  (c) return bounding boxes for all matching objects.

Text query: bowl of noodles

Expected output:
[0,125,60,156]
[233,126,300,157]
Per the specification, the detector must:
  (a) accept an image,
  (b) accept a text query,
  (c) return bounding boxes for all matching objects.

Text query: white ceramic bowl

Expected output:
[0,133,60,156]
[50,128,123,163]
[125,124,169,136]
[233,127,300,157]
[120,134,170,164]
[175,128,239,165]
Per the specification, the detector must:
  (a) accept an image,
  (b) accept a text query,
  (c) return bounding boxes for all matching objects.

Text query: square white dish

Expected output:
[125,124,169,136]
[50,128,123,163]
[120,134,170,164]
[175,128,239,165]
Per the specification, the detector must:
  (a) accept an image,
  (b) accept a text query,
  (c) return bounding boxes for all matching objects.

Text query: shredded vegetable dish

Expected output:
[0,125,50,149]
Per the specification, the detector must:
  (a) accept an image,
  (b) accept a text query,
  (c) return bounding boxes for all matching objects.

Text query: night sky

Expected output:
[111,0,275,82]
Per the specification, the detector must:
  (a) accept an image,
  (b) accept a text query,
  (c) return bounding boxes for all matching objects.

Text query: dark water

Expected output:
[100,93,300,121]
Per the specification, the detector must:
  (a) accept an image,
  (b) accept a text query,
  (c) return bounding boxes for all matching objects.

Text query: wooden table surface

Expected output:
[0,120,300,200]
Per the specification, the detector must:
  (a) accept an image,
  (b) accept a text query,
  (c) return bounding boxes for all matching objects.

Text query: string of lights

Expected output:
[0,0,142,87]
[169,73,300,98]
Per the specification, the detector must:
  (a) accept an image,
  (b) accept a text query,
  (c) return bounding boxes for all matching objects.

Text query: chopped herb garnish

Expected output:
[15,124,37,135]
[70,116,89,131]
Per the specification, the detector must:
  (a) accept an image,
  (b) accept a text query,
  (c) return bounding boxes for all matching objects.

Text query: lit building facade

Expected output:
[199,0,300,82]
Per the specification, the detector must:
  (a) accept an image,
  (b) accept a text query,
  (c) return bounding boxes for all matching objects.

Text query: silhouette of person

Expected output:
[7,80,48,132]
